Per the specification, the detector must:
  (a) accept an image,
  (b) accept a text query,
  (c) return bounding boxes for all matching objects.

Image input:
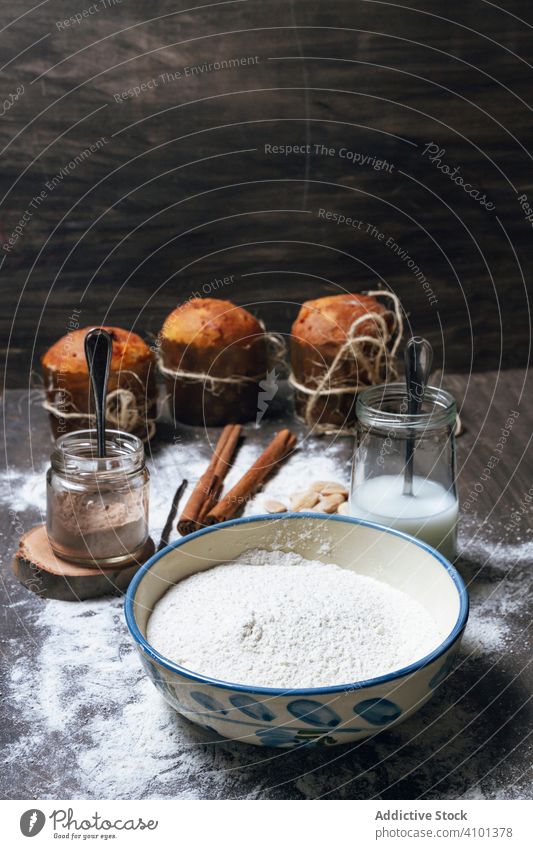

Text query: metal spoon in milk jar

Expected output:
[403,336,433,496]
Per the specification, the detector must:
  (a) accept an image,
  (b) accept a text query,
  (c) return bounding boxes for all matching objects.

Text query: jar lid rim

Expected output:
[356,382,456,429]
[52,429,144,470]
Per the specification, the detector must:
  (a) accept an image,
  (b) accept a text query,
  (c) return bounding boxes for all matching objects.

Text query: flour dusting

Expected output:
[0,463,48,514]
[4,596,240,799]
[457,518,532,656]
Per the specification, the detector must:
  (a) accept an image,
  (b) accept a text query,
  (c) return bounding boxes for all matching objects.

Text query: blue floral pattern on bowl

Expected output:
[353,697,402,725]
[287,699,341,727]
[190,691,228,714]
[429,651,458,688]
[230,694,276,721]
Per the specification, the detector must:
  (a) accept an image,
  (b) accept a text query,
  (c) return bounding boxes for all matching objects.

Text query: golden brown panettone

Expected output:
[42,326,157,440]
[160,298,267,426]
[290,293,398,431]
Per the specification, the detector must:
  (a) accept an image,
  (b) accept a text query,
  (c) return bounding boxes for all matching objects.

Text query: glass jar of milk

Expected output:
[350,383,458,559]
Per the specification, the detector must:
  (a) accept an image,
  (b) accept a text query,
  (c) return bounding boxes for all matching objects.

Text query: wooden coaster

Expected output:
[13,524,155,601]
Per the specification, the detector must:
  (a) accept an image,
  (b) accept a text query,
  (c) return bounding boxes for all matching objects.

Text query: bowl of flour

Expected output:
[125,514,468,747]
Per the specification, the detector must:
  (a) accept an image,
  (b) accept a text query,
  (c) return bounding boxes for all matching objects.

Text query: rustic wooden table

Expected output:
[1,370,531,799]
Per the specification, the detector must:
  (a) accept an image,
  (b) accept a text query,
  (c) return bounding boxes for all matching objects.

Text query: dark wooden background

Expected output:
[1,0,532,386]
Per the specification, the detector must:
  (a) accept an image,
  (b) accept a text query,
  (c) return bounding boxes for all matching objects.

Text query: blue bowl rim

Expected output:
[124,513,469,696]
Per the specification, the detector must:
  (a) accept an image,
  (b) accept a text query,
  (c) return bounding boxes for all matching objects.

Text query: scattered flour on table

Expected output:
[3,505,530,799]
[147,549,444,688]
[0,436,349,543]
[244,441,350,514]
[5,596,236,799]
[3,404,531,798]
[147,437,350,528]
[146,439,212,535]
[0,463,48,514]
[458,514,533,575]
[457,518,533,655]
[4,587,528,800]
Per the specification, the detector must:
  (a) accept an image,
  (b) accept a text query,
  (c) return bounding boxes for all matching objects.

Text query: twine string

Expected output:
[42,370,157,440]
[290,290,404,435]
[158,331,288,396]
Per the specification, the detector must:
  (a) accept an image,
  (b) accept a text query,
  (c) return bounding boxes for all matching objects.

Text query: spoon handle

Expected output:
[404,337,433,495]
[405,337,433,415]
[84,328,112,458]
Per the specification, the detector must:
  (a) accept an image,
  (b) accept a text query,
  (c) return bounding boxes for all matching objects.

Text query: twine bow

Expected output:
[289,290,404,435]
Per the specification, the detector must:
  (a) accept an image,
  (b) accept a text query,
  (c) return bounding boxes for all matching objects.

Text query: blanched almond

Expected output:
[289,490,307,507]
[317,493,345,513]
[321,483,349,497]
[291,490,320,511]
[264,498,287,513]
[311,480,345,492]
[310,480,331,491]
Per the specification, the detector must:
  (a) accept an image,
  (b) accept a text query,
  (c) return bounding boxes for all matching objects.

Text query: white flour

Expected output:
[147,549,444,688]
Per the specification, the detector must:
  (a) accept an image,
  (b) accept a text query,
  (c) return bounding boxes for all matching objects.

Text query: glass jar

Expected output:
[46,430,149,566]
[349,383,458,559]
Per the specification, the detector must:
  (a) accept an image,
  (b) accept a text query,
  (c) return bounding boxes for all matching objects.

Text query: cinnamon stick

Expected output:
[205,428,297,525]
[177,424,241,535]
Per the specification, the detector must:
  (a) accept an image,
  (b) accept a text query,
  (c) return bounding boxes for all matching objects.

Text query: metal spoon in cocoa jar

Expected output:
[84,328,112,457]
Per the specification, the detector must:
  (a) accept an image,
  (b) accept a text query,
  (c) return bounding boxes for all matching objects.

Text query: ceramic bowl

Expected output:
[125,514,468,748]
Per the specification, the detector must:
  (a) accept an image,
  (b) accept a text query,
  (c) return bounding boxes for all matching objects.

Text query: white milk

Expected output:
[349,474,458,559]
